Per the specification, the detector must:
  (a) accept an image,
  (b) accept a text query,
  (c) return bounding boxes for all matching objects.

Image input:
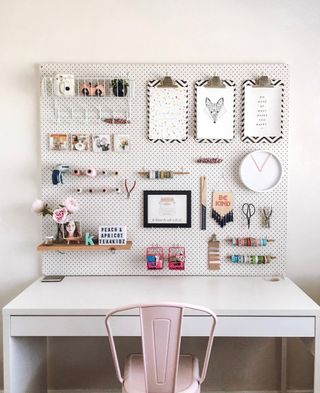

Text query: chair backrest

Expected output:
[105,303,217,393]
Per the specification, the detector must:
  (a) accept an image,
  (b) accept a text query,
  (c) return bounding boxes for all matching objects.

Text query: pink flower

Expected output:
[64,197,79,213]
[31,199,45,214]
[52,207,68,223]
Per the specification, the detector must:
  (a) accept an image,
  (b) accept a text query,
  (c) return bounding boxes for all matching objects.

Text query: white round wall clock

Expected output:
[239,150,282,192]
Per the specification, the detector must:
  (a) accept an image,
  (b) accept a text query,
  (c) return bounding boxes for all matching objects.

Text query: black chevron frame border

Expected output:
[147,79,188,143]
[241,79,284,143]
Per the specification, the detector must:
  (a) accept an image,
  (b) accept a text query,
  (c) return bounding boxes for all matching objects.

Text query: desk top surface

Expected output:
[3,276,320,316]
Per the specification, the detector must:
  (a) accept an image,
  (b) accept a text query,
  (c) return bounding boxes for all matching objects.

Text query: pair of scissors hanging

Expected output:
[263,207,272,228]
[125,179,136,199]
[242,203,256,229]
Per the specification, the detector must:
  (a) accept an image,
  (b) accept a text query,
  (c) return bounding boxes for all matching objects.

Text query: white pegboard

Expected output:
[39,63,289,276]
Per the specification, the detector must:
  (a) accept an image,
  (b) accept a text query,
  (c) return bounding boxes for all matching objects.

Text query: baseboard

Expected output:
[0,389,313,393]
[46,389,313,393]
[0,388,313,392]
[0,387,312,392]
[0,388,312,392]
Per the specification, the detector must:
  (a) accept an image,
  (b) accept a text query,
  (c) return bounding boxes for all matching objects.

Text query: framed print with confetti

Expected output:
[147,80,188,143]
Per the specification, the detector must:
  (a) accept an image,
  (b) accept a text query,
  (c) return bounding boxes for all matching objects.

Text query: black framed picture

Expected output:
[143,190,191,228]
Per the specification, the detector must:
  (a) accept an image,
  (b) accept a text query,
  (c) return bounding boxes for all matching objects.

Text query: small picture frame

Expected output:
[92,135,111,152]
[70,134,90,151]
[143,190,191,228]
[49,133,68,151]
[62,221,82,244]
[113,134,130,152]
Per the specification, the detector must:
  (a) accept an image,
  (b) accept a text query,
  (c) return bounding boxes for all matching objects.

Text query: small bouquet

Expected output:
[31,197,79,241]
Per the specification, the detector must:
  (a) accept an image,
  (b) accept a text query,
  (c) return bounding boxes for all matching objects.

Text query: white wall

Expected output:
[0,0,319,390]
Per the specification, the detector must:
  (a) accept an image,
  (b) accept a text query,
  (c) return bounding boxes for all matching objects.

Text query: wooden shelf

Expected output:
[37,241,132,252]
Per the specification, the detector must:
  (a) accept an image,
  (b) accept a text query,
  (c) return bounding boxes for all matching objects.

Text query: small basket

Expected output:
[168,247,185,270]
[146,247,164,270]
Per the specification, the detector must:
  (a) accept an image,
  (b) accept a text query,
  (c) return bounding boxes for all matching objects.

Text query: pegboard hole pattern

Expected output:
[40,63,289,276]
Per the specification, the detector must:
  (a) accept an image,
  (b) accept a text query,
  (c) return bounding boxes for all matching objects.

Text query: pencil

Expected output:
[200,176,207,230]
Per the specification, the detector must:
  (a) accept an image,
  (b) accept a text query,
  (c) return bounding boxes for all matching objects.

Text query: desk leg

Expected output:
[3,315,47,393]
[314,315,320,393]
[281,337,287,393]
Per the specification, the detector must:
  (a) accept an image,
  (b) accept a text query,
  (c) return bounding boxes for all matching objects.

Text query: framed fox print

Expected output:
[195,80,235,142]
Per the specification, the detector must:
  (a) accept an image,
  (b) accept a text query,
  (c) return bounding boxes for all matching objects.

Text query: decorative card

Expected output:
[70,134,90,151]
[242,80,284,143]
[92,135,111,152]
[211,192,234,227]
[196,80,235,142]
[49,133,68,150]
[148,80,188,142]
[113,134,130,152]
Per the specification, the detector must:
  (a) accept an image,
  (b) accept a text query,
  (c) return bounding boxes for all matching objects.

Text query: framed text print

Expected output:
[242,79,284,143]
[147,80,188,143]
[143,190,191,228]
[239,150,282,192]
[195,80,235,143]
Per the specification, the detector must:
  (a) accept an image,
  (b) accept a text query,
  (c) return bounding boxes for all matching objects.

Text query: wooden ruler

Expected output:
[208,234,220,270]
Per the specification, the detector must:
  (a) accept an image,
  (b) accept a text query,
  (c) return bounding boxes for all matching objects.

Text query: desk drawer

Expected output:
[10,315,315,337]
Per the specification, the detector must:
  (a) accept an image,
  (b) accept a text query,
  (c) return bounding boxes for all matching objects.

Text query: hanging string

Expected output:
[228,255,275,264]
[229,237,271,247]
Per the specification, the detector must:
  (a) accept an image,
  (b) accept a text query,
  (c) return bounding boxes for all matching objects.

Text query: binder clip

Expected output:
[168,246,185,270]
[158,76,177,88]
[254,76,274,88]
[205,76,225,88]
[146,247,164,270]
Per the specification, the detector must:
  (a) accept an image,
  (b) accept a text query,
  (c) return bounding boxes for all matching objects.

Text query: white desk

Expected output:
[3,276,320,393]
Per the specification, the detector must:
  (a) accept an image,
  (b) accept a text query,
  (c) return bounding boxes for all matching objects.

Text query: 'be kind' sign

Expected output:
[99,226,127,245]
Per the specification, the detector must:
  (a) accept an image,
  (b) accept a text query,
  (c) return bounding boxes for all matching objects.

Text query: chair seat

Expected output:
[123,354,200,393]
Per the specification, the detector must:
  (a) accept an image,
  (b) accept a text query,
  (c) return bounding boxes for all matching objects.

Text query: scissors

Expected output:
[263,207,273,228]
[242,203,256,229]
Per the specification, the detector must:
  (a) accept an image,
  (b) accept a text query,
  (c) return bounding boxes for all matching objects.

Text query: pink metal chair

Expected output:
[105,303,217,393]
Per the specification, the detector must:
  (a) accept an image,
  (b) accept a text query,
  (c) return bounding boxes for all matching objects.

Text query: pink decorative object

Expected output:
[31,199,45,214]
[52,207,68,224]
[105,303,217,393]
[103,118,131,124]
[73,169,83,176]
[196,157,223,164]
[64,197,79,213]
[31,199,52,216]
[86,167,97,178]
[168,247,185,270]
[146,247,164,270]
